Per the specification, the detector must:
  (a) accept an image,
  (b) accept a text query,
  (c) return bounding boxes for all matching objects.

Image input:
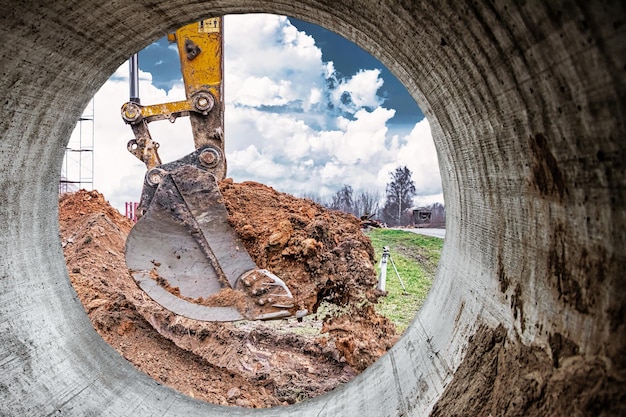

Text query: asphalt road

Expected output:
[392,228,446,239]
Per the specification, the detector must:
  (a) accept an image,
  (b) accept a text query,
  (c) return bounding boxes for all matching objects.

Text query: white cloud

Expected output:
[224,14,323,115]
[65,14,441,215]
[331,69,384,112]
[233,76,295,107]
[228,145,288,180]
[382,118,441,196]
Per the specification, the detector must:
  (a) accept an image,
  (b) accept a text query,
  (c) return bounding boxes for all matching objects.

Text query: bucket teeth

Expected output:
[235,269,296,320]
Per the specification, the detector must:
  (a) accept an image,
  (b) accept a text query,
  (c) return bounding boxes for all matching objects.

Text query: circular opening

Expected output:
[5,2,623,416]
[58,13,444,408]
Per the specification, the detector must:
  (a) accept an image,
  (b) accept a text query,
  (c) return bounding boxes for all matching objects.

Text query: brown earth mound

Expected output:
[219,180,384,316]
[59,186,397,407]
[430,325,626,417]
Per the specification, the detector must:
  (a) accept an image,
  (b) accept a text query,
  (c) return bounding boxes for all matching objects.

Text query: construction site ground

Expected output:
[58,185,400,407]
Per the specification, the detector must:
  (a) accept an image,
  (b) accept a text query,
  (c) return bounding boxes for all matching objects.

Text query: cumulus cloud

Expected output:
[225,15,323,115]
[222,15,441,203]
[330,69,384,112]
[66,14,441,213]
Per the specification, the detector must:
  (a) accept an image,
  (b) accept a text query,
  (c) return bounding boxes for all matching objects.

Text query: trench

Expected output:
[0,1,624,416]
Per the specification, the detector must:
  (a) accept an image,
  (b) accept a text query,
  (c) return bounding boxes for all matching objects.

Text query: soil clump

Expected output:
[430,325,626,417]
[59,186,397,407]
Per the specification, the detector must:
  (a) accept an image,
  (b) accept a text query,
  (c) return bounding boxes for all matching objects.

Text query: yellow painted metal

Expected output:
[172,18,223,104]
[169,17,225,151]
[122,17,225,166]
[139,100,194,121]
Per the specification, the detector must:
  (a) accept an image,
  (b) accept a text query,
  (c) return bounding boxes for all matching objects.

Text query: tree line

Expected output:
[302,166,445,227]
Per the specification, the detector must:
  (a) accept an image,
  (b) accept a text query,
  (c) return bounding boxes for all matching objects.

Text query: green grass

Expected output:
[365,229,443,333]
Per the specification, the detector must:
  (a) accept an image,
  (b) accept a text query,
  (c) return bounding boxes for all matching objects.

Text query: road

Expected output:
[392,228,446,239]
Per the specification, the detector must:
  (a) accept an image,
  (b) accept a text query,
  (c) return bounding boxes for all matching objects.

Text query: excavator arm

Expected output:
[121,18,225,176]
[121,18,302,321]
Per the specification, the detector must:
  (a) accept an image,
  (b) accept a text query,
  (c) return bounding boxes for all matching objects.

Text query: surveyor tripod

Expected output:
[377,246,408,294]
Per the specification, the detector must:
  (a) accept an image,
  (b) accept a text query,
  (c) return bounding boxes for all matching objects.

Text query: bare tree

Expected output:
[330,185,356,215]
[382,166,416,226]
[355,190,381,218]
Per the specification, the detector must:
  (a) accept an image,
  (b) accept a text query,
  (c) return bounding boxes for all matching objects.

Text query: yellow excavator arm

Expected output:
[120,18,303,322]
[121,18,225,176]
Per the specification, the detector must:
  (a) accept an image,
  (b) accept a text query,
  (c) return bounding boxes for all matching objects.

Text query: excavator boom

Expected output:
[121,18,301,321]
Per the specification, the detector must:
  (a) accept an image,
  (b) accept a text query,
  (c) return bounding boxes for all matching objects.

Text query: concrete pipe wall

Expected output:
[1,1,624,416]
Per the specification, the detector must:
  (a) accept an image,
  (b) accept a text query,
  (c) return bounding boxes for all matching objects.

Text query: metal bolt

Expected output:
[192,92,214,113]
[146,168,165,187]
[198,148,220,168]
[122,102,142,123]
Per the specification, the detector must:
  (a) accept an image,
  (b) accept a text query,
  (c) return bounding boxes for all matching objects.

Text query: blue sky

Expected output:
[66,14,441,212]
[289,18,425,126]
[138,17,425,127]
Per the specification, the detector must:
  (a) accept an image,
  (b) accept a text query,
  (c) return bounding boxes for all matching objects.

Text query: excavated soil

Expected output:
[59,185,397,407]
[430,325,626,417]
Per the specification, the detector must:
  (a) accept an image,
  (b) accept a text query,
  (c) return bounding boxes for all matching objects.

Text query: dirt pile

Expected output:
[219,181,385,312]
[430,325,626,417]
[59,186,397,407]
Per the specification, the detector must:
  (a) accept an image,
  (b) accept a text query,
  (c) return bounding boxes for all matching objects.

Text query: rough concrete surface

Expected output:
[0,1,624,416]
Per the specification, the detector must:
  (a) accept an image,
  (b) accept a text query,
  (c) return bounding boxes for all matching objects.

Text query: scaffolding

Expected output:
[59,99,94,193]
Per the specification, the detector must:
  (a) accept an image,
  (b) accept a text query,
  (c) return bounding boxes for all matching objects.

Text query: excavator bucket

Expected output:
[125,148,297,321]
[121,19,303,321]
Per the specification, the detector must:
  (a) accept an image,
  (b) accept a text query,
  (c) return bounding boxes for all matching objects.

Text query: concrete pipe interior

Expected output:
[1,1,624,416]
